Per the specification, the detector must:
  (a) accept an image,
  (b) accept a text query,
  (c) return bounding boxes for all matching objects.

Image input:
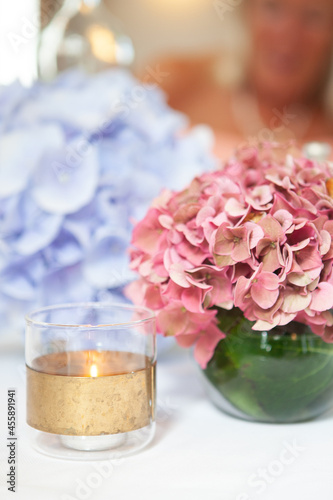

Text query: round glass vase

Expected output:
[198,308,333,423]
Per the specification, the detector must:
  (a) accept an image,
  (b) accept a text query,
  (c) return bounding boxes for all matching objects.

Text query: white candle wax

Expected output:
[60,434,125,451]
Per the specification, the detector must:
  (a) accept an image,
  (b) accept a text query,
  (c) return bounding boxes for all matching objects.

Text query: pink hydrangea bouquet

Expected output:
[127,145,333,369]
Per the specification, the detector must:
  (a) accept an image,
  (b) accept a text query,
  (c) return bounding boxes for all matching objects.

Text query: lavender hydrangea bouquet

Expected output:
[0,69,215,345]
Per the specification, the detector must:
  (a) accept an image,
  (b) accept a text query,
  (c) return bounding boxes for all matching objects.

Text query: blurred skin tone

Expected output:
[153,0,333,157]
[247,0,333,106]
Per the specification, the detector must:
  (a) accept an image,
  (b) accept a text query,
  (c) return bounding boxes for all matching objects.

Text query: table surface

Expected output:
[0,343,333,500]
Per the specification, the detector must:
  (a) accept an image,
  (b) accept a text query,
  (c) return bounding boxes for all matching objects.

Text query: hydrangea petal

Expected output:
[0,126,63,198]
[310,283,333,312]
[194,324,225,369]
[282,290,311,313]
[32,144,99,215]
[83,233,134,289]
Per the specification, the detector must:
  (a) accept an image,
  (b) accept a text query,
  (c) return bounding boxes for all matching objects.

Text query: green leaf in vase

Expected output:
[203,308,333,422]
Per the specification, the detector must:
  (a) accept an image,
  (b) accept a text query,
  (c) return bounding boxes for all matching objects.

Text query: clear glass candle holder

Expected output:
[25,303,156,460]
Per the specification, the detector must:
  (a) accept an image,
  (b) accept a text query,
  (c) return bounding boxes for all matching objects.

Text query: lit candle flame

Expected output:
[90,364,98,378]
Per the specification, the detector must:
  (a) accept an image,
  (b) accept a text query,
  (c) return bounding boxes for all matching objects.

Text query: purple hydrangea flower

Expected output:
[0,69,215,340]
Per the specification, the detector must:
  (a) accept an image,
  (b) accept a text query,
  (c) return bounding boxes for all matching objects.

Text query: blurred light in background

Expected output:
[143,0,208,14]
[38,0,134,81]
[0,0,39,85]
[0,0,241,84]
[109,0,243,71]
[86,25,117,63]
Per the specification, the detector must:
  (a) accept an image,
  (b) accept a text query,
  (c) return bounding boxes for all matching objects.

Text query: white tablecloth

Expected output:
[1,344,333,500]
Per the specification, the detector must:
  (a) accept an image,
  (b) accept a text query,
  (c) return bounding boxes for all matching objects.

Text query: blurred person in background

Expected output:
[151,0,333,160]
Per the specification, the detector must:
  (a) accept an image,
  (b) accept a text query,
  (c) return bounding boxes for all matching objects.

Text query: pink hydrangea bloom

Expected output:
[127,145,333,368]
